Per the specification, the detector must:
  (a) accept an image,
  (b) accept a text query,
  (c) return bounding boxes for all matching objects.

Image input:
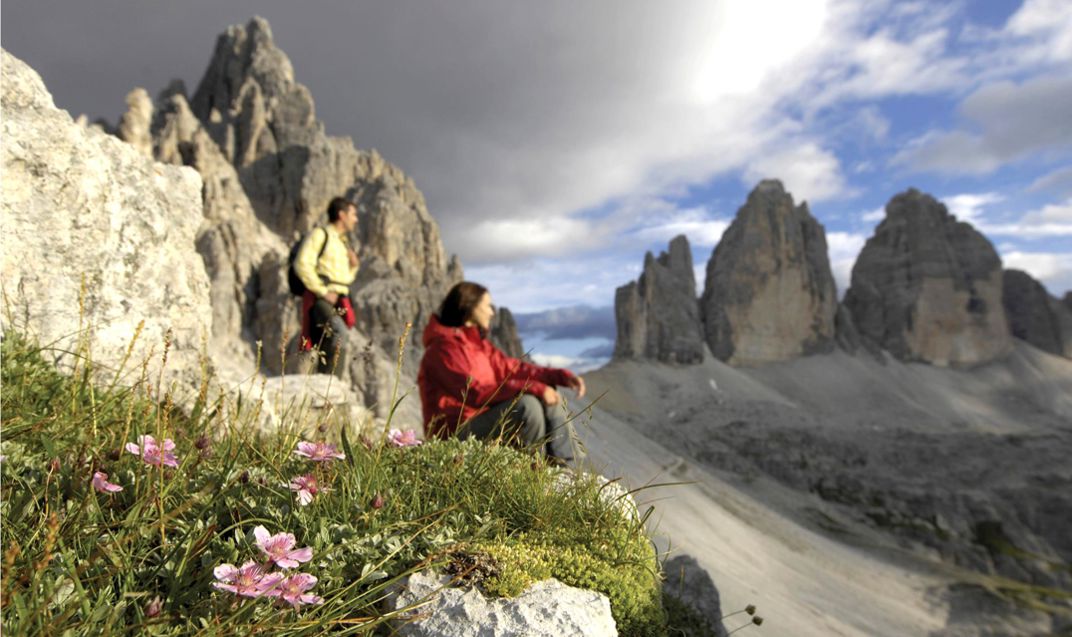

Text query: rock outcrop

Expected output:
[126,87,285,366]
[108,17,462,420]
[389,570,617,637]
[843,189,1011,367]
[1002,269,1072,358]
[614,235,705,364]
[699,180,837,365]
[490,306,526,359]
[1,49,212,393]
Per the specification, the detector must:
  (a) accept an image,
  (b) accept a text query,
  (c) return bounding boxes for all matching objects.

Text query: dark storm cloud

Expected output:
[4,1,800,267]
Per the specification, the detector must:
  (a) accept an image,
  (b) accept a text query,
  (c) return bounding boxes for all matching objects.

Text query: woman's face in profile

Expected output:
[468,292,495,331]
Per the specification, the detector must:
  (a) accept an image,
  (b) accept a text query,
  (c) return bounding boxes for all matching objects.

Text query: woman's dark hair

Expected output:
[327,196,355,223]
[437,281,488,327]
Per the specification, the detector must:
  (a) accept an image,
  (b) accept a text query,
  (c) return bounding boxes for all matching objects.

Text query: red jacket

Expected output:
[418,315,575,438]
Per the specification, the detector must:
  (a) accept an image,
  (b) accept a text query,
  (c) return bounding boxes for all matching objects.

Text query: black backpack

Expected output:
[287,227,328,296]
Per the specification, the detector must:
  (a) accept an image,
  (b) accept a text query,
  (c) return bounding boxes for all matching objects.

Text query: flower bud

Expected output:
[372,493,385,509]
[145,596,163,618]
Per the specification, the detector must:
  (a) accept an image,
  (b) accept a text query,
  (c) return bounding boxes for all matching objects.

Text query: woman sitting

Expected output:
[418,281,586,466]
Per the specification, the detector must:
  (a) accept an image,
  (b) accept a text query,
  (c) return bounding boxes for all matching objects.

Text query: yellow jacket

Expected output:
[294,225,359,298]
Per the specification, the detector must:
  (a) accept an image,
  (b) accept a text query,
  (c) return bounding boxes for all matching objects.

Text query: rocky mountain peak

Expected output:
[699,179,837,365]
[614,235,704,364]
[103,17,463,420]
[843,189,1011,366]
[1002,269,1072,358]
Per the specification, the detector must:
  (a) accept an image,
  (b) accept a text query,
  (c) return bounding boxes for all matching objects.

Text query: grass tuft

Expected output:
[1,330,668,635]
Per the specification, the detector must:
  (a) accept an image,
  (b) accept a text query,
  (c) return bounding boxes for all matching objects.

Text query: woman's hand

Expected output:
[566,375,586,398]
[542,386,561,405]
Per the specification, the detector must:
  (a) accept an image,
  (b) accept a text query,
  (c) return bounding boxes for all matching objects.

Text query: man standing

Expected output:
[295,197,360,375]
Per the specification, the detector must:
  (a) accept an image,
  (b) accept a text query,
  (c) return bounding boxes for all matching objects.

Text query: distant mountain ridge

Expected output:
[615,180,1072,366]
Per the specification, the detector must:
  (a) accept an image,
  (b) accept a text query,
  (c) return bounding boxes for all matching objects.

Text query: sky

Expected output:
[4,0,1071,370]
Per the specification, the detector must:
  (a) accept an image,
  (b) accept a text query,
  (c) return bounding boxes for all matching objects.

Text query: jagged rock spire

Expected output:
[843,189,1011,366]
[700,180,837,365]
[614,235,704,364]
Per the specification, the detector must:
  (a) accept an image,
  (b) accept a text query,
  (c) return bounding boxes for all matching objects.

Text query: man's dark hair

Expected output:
[438,281,489,328]
[327,197,355,223]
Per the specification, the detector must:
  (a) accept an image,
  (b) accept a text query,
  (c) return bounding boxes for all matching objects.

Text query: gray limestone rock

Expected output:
[1002,269,1072,358]
[614,235,704,364]
[116,87,154,157]
[844,189,1011,367]
[489,307,526,359]
[1,49,212,395]
[103,17,462,421]
[389,570,617,637]
[184,17,461,381]
[149,90,286,366]
[700,180,837,365]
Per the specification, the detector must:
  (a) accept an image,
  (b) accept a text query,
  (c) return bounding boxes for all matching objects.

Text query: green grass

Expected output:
[0,330,668,635]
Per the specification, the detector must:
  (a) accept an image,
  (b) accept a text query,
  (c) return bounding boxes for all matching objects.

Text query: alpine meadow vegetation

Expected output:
[0,328,673,635]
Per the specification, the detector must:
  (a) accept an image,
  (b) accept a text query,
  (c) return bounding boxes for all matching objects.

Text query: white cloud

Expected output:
[1001,249,1072,296]
[1021,199,1072,224]
[826,231,867,296]
[529,352,608,374]
[1005,0,1072,63]
[630,206,731,248]
[689,0,828,101]
[947,196,1072,239]
[743,142,850,203]
[466,254,640,313]
[943,192,1004,224]
[861,206,885,223]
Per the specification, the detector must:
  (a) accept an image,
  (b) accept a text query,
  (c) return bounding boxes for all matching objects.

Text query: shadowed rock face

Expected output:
[700,180,837,366]
[614,235,705,364]
[844,189,1011,367]
[1003,269,1072,359]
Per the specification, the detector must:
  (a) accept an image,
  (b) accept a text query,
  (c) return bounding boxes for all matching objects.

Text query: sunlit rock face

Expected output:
[844,189,1011,367]
[614,235,705,364]
[1,49,212,394]
[700,180,837,366]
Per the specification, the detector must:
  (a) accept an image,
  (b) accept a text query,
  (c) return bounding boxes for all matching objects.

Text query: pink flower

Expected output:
[288,474,329,506]
[91,471,123,493]
[387,429,422,448]
[253,526,313,569]
[212,561,283,598]
[293,441,344,462]
[125,435,179,468]
[267,573,323,609]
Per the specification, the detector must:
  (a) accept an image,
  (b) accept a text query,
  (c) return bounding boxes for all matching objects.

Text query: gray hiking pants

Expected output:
[459,394,583,465]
